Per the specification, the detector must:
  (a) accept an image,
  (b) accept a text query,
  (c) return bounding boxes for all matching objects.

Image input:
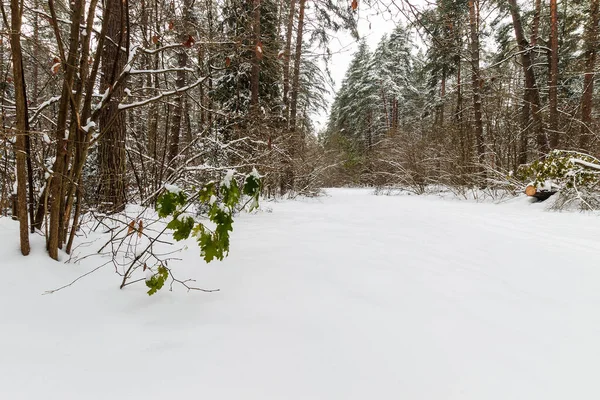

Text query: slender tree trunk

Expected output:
[98,0,128,213]
[60,0,103,248]
[380,88,389,131]
[468,0,485,175]
[548,0,559,149]
[440,66,446,127]
[455,55,462,124]
[508,0,548,156]
[283,0,296,119]
[250,0,261,107]
[580,0,599,149]
[9,0,30,255]
[289,0,305,133]
[147,59,159,186]
[60,0,100,246]
[27,0,40,233]
[167,0,192,164]
[167,51,187,164]
[518,77,530,165]
[531,0,541,45]
[516,0,541,166]
[47,0,84,259]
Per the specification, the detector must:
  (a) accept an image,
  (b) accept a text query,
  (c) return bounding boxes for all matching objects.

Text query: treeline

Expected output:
[321,0,600,193]
[0,0,358,257]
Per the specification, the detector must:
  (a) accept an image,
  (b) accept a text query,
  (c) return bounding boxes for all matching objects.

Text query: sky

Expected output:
[311,1,425,131]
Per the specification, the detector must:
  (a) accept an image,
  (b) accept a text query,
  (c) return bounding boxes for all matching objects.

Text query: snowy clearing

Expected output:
[2,189,600,399]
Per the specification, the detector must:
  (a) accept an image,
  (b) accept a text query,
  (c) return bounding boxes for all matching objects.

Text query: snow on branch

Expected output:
[28,96,62,125]
[128,67,196,75]
[570,158,600,172]
[118,76,208,111]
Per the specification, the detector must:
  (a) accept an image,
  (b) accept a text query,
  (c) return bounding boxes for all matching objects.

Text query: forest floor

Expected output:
[2,188,600,399]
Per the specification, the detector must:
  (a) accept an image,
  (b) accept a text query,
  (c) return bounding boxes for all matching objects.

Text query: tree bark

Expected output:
[283,0,296,119]
[468,0,485,175]
[508,0,548,156]
[439,66,446,127]
[531,0,541,46]
[98,0,128,213]
[580,0,599,149]
[548,0,559,149]
[47,0,84,259]
[289,0,305,133]
[250,0,261,107]
[518,80,530,165]
[167,0,192,165]
[9,0,30,255]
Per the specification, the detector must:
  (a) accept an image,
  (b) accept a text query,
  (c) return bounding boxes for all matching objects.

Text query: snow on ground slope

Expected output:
[2,188,600,399]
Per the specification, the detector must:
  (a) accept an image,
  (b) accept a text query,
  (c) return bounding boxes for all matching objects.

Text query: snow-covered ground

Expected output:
[2,188,600,399]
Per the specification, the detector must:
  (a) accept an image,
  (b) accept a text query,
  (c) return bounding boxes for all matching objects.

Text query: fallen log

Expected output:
[525,185,557,201]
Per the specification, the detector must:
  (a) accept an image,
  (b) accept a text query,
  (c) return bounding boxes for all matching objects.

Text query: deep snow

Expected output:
[2,189,600,399]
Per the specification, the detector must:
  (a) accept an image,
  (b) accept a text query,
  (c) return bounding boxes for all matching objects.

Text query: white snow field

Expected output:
[2,188,600,399]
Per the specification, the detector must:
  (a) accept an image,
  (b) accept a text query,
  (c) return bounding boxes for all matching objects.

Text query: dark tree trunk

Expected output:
[250,0,261,107]
[580,0,599,149]
[531,0,541,45]
[548,0,559,149]
[283,0,296,120]
[508,0,549,156]
[468,0,485,175]
[47,0,84,259]
[10,0,30,255]
[167,51,187,164]
[440,66,446,127]
[518,82,530,166]
[98,0,128,213]
[289,0,305,133]
[167,0,192,165]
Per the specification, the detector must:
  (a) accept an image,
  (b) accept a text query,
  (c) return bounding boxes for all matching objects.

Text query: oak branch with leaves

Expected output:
[121,169,261,296]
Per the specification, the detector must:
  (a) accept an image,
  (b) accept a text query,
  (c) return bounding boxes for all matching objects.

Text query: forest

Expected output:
[1,0,600,262]
[323,0,600,200]
[3,2,600,396]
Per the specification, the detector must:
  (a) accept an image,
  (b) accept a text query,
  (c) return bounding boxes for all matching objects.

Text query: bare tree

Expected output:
[8,0,30,255]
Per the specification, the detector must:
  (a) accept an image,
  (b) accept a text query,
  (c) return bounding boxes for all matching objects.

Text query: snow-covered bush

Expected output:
[516,150,600,210]
[516,150,600,189]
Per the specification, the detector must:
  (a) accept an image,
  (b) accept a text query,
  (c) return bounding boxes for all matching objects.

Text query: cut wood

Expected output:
[525,185,557,201]
[525,185,537,196]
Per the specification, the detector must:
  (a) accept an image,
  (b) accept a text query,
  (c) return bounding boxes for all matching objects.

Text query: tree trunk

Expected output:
[516,0,541,166]
[167,51,187,164]
[508,0,548,156]
[98,0,128,213]
[289,0,305,133]
[47,0,84,259]
[10,0,30,255]
[167,0,192,165]
[455,54,462,125]
[548,0,559,149]
[440,66,446,127]
[468,0,485,175]
[518,79,530,166]
[531,0,541,45]
[283,0,296,119]
[250,0,261,107]
[580,0,599,149]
